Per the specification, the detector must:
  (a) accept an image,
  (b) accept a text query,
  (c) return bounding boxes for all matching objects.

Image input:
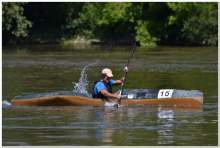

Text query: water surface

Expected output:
[2,45,218,146]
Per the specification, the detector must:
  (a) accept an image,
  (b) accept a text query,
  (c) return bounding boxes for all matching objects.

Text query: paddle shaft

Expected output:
[119,45,135,103]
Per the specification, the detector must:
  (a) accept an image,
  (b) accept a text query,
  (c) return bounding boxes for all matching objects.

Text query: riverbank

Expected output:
[4,35,217,49]
[3,35,134,47]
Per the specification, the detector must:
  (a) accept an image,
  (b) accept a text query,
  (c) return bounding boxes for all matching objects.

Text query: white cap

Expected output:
[102,68,113,77]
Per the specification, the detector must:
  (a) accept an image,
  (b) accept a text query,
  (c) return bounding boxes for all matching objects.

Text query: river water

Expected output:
[2,45,218,146]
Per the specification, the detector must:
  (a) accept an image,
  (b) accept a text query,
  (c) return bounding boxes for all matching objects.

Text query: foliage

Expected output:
[2,2,218,47]
[71,3,136,43]
[167,3,218,46]
[2,3,32,38]
[22,2,84,42]
[67,3,101,38]
[135,20,159,48]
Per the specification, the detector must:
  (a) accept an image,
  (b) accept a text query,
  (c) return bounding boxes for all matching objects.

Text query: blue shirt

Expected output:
[93,80,116,97]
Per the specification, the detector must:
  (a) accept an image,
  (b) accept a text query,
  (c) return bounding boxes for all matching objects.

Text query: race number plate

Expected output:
[158,89,174,98]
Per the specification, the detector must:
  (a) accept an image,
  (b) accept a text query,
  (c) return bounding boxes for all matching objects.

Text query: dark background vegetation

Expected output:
[2,2,218,47]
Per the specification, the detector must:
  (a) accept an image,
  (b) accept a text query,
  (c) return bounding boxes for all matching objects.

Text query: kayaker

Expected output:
[92,67,128,106]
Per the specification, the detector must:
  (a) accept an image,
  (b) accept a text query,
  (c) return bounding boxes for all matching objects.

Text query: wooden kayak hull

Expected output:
[11,95,203,108]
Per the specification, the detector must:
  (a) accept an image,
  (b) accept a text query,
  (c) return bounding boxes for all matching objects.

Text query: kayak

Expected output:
[12,95,203,108]
[11,89,203,108]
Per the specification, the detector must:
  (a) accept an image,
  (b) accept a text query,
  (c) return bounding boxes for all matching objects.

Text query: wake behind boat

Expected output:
[11,89,203,108]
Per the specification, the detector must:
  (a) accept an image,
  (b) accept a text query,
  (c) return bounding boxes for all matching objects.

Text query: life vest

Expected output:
[92,80,113,99]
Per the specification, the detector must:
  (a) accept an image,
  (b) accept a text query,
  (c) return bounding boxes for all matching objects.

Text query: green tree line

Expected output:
[2,2,218,47]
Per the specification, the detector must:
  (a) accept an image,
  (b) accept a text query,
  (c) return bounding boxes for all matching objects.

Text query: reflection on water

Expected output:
[95,107,124,144]
[101,109,115,144]
[157,107,174,145]
[2,104,216,146]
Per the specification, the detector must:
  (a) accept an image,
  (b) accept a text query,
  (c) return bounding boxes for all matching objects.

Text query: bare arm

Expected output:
[100,89,117,98]
[114,79,123,84]
[100,89,119,102]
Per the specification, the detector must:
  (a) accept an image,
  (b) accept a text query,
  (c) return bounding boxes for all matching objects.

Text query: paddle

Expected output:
[119,44,136,104]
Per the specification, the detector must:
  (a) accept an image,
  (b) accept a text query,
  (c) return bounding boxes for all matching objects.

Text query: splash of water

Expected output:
[72,62,98,97]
